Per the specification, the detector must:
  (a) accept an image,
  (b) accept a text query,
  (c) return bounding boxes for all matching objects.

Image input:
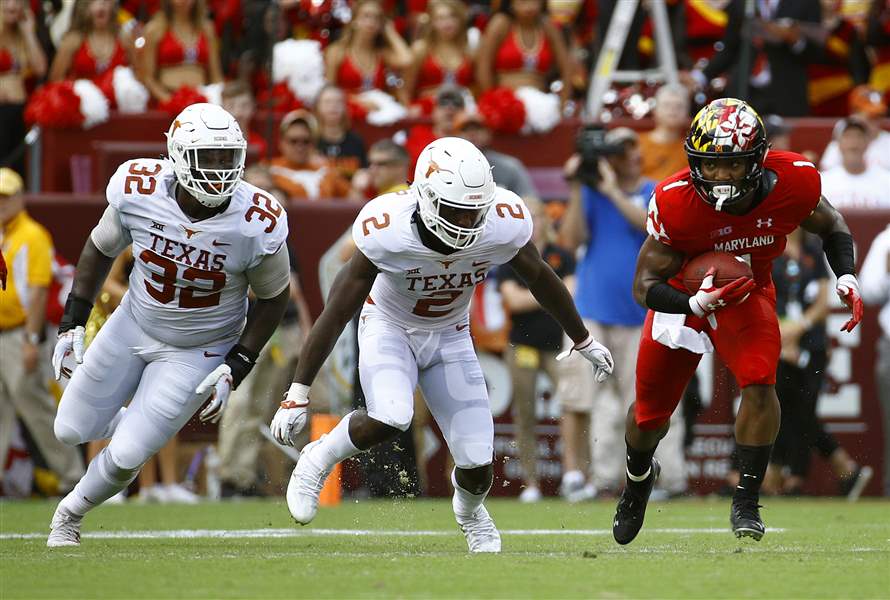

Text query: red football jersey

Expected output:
[646,150,822,289]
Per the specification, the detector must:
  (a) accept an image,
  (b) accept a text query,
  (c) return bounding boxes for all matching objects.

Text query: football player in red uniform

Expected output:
[612,98,864,544]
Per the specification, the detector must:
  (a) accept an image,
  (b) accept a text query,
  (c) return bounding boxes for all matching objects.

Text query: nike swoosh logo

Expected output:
[212,240,231,247]
[472,260,490,267]
[456,324,469,331]
[204,351,222,358]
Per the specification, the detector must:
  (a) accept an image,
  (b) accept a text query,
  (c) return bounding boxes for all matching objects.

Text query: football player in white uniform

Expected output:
[270,137,613,553]
[46,104,291,547]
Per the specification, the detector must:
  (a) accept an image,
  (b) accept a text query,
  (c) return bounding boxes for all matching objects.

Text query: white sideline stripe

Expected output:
[0,527,786,540]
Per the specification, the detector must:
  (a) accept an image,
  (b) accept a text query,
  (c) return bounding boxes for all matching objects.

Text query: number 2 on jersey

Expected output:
[412,290,462,317]
[139,250,226,308]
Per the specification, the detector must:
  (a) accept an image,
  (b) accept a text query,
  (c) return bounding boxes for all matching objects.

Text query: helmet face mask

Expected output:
[685,98,768,211]
[413,137,496,250]
[166,103,247,208]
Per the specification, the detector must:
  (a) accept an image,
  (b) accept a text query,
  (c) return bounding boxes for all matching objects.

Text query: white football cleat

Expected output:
[455,505,501,553]
[162,483,200,504]
[286,438,332,525]
[47,505,82,548]
[518,486,542,503]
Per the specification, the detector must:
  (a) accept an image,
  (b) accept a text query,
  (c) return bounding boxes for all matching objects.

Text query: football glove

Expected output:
[836,274,864,333]
[270,383,310,447]
[688,267,756,329]
[195,364,233,423]
[557,334,614,383]
[52,326,85,380]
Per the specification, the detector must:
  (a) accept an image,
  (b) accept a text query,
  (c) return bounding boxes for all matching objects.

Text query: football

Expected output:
[681,251,754,292]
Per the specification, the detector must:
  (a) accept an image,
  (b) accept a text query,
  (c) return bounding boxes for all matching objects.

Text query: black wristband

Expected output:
[645,282,694,315]
[225,344,259,390]
[823,231,855,277]
[59,295,94,334]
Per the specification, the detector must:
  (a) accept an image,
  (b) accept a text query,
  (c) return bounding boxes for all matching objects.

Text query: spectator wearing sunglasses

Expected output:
[268,109,352,201]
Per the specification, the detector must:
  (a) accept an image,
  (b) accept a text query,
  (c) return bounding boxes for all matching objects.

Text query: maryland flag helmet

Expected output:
[685,98,768,211]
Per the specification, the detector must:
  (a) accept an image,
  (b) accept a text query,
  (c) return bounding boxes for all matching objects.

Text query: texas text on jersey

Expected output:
[646,150,821,289]
[353,187,533,330]
[106,158,288,347]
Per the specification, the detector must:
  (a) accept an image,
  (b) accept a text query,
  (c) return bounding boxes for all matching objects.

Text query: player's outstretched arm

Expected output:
[271,249,379,446]
[802,196,863,331]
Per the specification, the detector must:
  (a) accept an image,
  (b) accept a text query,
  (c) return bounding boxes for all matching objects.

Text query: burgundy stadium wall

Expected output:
[25,196,887,497]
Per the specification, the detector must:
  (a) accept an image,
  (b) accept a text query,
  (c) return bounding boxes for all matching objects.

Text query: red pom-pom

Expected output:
[24,82,84,128]
[477,87,526,134]
[256,82,304,113]
[157,86,209,116]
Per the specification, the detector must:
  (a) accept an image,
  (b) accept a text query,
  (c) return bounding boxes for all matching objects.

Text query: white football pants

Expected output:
[358,305,493,469]
[54,302,231,471]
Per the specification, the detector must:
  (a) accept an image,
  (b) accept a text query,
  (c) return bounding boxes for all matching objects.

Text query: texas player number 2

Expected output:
[139,249,225,308]
[412,290,462,317]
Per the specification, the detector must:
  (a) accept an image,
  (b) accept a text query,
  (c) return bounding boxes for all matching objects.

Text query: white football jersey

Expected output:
[106,158,288,347]
[352,188,533,330]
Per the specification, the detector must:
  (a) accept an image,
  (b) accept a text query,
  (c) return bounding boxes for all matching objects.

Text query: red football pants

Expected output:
[634,286,780,430]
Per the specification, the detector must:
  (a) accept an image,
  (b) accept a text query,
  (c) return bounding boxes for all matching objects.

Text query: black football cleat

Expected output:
[731,498,766,541]
[612,459,661,545]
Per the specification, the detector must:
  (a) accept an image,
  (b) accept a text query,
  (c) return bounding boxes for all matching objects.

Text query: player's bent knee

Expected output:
[54,419,86,446]
[452,442,494,470]
[98,448,141,486]
[107,441,152,473]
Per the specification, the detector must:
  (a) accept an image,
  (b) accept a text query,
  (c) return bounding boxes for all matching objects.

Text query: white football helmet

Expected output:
[413,137,496,250]
[166,103,246,207]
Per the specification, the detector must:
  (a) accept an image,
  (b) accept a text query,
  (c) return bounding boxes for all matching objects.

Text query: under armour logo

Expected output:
[756,218,773,229]
[707,299,727,311]
[151,221,165,232]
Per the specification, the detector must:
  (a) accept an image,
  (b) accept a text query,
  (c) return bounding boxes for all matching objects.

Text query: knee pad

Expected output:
[107,440,151,473]
[54,418,86,446]
[97,447,141,487]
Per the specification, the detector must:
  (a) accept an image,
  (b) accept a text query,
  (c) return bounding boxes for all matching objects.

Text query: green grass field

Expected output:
[1,497,888,599]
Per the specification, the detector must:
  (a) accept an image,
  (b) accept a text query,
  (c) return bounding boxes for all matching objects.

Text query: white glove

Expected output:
[557,334,614,383]
[52,326,85,380]
[270,383,310,447]
[836,274,864,333]
[195,364,233,423]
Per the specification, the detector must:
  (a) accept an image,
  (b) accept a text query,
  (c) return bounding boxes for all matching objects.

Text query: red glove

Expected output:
[836,274,864,332]
[688,267,757,329]
[0,250,7,290]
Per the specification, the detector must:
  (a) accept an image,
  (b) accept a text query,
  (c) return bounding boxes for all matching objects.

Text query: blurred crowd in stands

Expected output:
[2,0,890,502]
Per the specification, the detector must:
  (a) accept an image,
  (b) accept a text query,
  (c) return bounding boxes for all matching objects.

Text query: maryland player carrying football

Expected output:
[47,104,291,547]
[270,137,614,553]
[612,98,864,543]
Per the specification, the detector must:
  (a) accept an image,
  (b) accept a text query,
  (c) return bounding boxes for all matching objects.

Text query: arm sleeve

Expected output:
[246,243,291,299]
[90,205,132,258]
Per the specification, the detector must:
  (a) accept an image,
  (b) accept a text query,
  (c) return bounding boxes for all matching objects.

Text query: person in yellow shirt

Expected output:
[349,139,411,200]
[0,168,84,493]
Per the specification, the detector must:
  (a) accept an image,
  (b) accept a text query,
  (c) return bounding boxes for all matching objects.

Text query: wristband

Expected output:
[224,344,259,390]
[59,295,93,334]
[281,382,310,409]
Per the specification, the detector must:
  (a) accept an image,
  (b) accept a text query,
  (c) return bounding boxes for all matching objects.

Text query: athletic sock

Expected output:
[314,411,361,470]
[61,448,139,517]
[733,444,772,502]
[451,469,490,518]
[625,438,657,482]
